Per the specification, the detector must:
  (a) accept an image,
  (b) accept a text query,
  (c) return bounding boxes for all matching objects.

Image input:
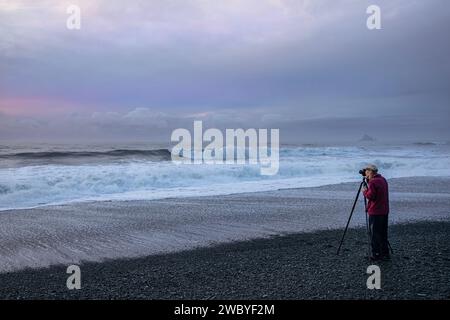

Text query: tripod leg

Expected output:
[388,240,394,254]
[364,196,372,260]
[337,181,364,255]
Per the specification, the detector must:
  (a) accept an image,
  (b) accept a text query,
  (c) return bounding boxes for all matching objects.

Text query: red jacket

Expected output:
[363,174,389,216]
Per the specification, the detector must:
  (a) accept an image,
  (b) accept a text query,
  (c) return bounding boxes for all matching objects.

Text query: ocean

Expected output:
[1,142,449,211]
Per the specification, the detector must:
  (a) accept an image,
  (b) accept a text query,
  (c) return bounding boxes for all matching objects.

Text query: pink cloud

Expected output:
[0,97,94,117]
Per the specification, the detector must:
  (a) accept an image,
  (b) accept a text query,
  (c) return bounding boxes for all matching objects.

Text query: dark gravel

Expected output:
[0,221,449,300]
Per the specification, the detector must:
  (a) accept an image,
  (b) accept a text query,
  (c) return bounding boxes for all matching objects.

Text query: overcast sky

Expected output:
[0,0,449,143]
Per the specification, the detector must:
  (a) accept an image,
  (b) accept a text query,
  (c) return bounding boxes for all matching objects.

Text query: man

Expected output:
[362,164,390,261]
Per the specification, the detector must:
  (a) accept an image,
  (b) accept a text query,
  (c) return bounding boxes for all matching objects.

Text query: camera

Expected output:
[359,169,366,176]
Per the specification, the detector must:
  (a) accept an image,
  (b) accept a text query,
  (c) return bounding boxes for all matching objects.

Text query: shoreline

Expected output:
[0,176,449,275]
[0,220,449,299]
[1,175,449,213]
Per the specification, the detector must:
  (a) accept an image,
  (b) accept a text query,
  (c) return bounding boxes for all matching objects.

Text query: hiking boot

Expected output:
[381,254,391,261]
[368,254,382,262]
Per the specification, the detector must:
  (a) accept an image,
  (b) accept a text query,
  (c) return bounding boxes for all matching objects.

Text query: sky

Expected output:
[0,0,449,143]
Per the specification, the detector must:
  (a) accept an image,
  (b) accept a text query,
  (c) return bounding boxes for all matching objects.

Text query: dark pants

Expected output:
[369,215,389,257]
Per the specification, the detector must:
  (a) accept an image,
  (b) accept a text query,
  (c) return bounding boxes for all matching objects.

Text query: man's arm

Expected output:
[363,181,377,200]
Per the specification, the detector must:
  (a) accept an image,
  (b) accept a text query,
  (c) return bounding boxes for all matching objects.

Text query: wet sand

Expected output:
[0,176,449,299]
[1,176,449,273]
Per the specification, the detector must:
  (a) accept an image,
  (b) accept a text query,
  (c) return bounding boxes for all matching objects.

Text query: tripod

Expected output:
[336,177,372,258]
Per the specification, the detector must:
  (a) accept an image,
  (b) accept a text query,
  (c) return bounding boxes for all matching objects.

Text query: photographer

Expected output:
[362,164,390,261]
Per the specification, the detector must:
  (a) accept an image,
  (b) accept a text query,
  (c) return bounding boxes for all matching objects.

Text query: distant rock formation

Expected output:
[359,134,376,142]
[413,142,436,146]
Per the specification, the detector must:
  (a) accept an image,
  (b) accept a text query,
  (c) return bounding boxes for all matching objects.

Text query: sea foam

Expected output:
[0,145,449,210]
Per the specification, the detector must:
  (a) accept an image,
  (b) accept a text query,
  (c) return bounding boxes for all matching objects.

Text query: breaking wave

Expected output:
[1,145,449,210]
[0,149,171,161]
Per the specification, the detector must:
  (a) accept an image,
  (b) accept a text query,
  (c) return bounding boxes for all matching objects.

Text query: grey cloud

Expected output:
[0,0,449,142]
